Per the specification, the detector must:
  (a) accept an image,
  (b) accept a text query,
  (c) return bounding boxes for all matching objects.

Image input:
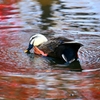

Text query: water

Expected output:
[0,0,100,99]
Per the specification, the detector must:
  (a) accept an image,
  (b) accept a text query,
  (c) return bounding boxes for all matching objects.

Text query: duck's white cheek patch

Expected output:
[34,37,48,46]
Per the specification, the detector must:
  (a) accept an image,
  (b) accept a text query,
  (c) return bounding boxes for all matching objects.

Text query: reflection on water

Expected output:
[14,0,100,31]
[37,0,54,30]
[37,0,100,31]
[0,0,100,99]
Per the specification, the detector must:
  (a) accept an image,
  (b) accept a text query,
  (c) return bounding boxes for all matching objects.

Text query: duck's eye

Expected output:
[29,36,38,45]
[30,36,37,41]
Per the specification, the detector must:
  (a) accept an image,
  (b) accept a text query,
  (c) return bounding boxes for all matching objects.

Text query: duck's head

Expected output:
[24,34,48,53]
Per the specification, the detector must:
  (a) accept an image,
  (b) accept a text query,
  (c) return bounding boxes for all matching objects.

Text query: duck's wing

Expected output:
[38,37,79,55]
[38,39,61,55]
[60,41,83,62]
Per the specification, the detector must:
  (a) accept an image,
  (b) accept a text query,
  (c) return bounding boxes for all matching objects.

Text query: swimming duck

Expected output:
[24,34,83,64]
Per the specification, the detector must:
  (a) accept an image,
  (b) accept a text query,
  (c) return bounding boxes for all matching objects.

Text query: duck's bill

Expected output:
[24,50,30,53]
[24,50,28,53]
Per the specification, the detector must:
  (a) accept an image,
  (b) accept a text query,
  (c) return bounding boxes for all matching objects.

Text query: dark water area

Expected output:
[0,0,100,100]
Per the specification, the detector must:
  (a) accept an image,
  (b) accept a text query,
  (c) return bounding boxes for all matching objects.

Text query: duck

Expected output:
[24,34,83,64]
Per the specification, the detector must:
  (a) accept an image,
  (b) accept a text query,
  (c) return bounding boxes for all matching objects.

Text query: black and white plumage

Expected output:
[25,34,83,64]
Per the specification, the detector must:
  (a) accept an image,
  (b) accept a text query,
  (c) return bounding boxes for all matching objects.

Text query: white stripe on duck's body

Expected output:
[25,34,83,64]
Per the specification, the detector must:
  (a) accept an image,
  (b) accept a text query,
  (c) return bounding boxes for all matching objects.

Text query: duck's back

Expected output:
[37,37,82,60]
[37,38,62,55]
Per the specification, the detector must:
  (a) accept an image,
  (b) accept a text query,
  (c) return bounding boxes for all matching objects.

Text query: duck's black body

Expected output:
[37,37,82,63]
